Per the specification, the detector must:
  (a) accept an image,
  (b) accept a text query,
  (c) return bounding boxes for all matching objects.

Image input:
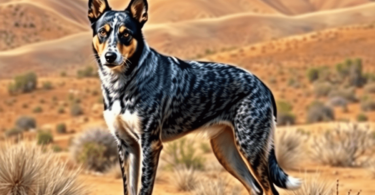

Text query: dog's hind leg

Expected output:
[233,97,279,195]
[210,126,262,195]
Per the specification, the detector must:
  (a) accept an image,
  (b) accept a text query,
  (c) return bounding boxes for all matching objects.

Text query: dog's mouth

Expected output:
[104,63,119,68]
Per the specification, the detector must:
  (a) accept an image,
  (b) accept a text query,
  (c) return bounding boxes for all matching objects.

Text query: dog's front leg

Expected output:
[138,132,163,195]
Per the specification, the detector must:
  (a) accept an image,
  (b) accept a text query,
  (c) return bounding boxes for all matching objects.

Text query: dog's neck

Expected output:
[98,40,152,100]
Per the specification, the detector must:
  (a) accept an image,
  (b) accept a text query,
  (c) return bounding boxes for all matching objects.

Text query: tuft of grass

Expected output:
[70,127,117,172]
[193,176,240,195]
[286,173,335,195]
[313,82,332,97]
[173,166,198,191]
[306,101,335,123]
[70,103,83,116]
[357,113,368,122]
[5,128,23,138]
[306,68,320,83]
[275,130,305,170]
[311,124,375,167]
[37,130,53,145]
[56,123,67,134]
[52,145,62,153]
[33,106,43,113]
[0,143,88,195]
[42,81,53,90]
[162,138,205,170]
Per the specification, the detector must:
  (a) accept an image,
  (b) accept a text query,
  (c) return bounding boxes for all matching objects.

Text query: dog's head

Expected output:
[88,0,148,72]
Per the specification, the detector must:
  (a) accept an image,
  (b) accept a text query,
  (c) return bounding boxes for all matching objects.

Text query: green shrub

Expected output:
[360,97,375,112]
[357,113,368,122]
[70,127,117,172]
[33,106,43,113]
[42,81,53,90]
[8,72,37,94]
[328,88,357,102]
[5,128,23,137]
[306,102,335,123]
[58,107,65,114]
[56,123,67,134]
[37,130,53,145]
[52,145,62,152]
[163,138,205,170]
[15,116,36,131]
[313,82,332,97]
[364,73,375,83]
[77,66,95,78]
[276,101,296,126]
[60,71,67,77]
[306,68,320,83]
[348,58,365,87]
[70,104,83,116]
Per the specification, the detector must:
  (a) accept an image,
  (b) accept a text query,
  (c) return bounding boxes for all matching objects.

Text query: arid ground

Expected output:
[1,0,375,194]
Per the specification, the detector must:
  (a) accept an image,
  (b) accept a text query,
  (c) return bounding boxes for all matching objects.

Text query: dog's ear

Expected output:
[126,0,148,27]
[88,0,111,23]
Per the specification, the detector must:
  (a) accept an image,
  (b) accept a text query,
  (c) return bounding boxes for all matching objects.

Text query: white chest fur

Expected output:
[103,100,141,145]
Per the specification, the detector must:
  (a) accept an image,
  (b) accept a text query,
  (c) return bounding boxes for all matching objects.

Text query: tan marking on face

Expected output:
[119,26,127,34]
[92,35,107,55]
[118,38,138,60]
[103,24,110,32]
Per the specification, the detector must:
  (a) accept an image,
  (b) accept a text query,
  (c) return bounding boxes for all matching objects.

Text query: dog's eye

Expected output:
[98,29,107,36]
[123,32,130,38]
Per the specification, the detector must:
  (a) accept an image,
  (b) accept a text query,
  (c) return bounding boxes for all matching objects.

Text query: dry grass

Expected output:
[0,142,87,195]
[172,166,198,191]
[193,175,241,195]
[275,130,306,170]
[311,124,375,167]
[105,163,122,179]
[286,173,335,195]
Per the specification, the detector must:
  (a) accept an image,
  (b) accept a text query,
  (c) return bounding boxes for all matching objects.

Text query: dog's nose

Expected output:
[105,52,117,63]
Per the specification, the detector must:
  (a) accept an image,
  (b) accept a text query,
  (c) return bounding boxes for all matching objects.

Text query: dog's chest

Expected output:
[103,100,141,144]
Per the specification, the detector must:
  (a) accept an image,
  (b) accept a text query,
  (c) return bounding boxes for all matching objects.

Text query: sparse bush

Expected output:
[311,124,375,167]
[162,138,205,170]
[276,101,296,126]
[287,173,334,195]
[8,72,37,94]
[37,130,53,145]
[56,123,67,134]
[15,116,36,131]
[77,66,95,78]
[357,113,368,122]
[52,145,62,152]
[58,107,65,114]
[0,143,87,195]
[306,68,320,83]
[173,166,197,191]
[70,127,117,172]
[275,130,305,170]
[348,58,365,87]
[313,82,332,97]
[42,81,53,90]
[328,96,347,107]
[33,106,43,113]
[5,128,22,137]
[70,104,83,116]
[60,71,67,77]
[306,102,334,123]
[364,73,375,83]
[364,83,375,93]
[360,96,375,112]
[328,87,357,102]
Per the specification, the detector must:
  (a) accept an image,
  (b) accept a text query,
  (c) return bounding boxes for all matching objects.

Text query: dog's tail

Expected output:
[268,146,301,189]
[269,91,301,190]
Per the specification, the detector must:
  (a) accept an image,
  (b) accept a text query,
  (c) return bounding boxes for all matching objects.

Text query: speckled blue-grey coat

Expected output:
[88,0,301,194]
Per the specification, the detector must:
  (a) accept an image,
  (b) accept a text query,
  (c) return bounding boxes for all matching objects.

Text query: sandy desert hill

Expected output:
[260,0,372,15]
[0,1,86,51]
[1,3,375,78]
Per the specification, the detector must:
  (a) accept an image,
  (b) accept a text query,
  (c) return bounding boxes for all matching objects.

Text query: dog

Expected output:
[88,0,301,194]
